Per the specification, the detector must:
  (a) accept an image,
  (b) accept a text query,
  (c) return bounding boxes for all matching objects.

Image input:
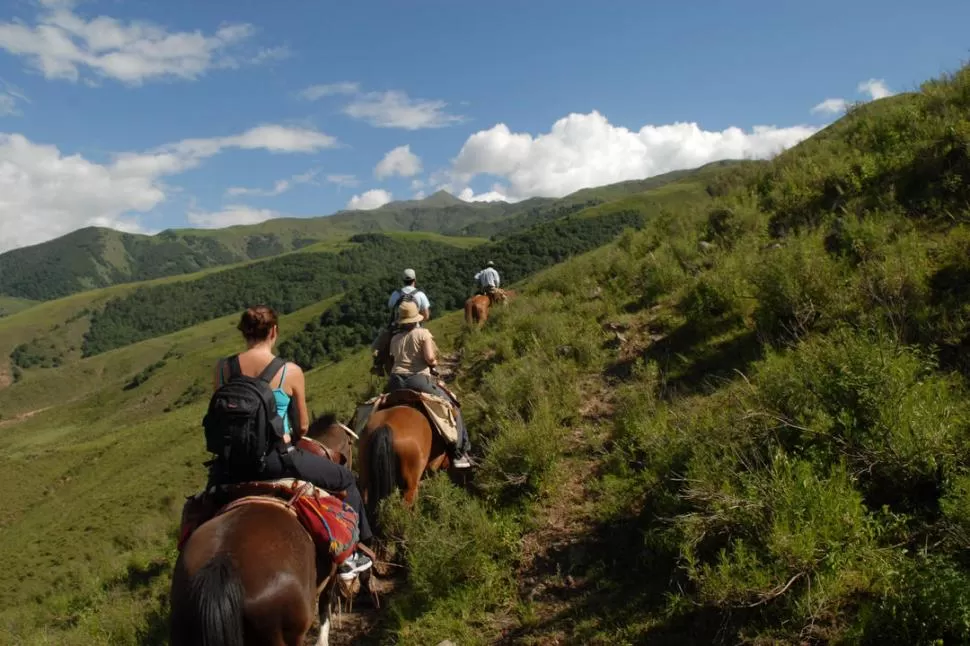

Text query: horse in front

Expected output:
[169,416,359,646]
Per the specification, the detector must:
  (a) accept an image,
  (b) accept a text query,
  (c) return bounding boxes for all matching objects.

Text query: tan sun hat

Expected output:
[398,300,424,324]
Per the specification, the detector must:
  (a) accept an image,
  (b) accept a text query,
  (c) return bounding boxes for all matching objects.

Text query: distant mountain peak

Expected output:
[422,190,465,206]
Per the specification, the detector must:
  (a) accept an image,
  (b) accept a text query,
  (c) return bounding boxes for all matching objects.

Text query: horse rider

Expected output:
[390,268,431,321]
[371,268,431,371]
[387,300,474,469]
[207,306,374,579]
[474,261,501,298]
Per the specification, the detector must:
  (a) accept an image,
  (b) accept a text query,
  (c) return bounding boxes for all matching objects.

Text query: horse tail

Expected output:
[368,424,397,522]
[464,298,474,325]
[182,553,245,646]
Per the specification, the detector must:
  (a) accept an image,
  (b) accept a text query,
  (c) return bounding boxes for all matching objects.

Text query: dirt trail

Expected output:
[308,574,403,645]
[494,378,616,645]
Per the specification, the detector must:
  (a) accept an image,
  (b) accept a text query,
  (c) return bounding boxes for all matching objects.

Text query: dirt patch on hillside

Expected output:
[0,364,11,390]
[0,406,50,428]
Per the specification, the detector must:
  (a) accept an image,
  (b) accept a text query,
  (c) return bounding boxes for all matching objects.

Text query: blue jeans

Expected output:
[387,373,472,454]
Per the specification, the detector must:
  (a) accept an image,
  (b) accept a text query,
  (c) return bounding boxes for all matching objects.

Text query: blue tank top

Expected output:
[273,364,290,434]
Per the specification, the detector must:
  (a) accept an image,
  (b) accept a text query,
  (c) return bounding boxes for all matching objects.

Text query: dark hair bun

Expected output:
[237,305,279,340]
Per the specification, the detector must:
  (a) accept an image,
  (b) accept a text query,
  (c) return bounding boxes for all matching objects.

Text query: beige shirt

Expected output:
[389,327,437,375]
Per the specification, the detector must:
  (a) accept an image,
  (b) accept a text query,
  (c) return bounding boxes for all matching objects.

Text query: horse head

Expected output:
[304,411,357,469]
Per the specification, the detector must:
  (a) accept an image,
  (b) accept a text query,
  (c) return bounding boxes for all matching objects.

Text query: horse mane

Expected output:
[311,411,339,428]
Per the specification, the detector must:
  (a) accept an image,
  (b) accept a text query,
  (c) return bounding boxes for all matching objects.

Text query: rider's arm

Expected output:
[420,293,431,321]
[287,364,310,441]
[422,333,438,368]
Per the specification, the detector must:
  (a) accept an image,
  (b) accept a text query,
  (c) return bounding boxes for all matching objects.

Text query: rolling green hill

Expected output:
[0,194,533,301]
[0,296,37,318]
[0,163,747,302]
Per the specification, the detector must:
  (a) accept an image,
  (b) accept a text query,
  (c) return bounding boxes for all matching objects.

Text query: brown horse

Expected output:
[357,403,450,523]
[464,294,491,327]
[464,289,516,328]
[169,415,357,646]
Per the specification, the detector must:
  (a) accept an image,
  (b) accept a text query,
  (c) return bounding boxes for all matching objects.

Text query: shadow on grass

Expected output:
[495,504,758,645]
[605,316,763,396]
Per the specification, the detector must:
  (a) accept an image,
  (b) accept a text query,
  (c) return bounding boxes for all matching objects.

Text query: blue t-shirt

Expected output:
[388,285,431,313]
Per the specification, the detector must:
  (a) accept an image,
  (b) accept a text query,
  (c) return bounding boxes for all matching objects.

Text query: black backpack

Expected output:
[202,355,286,474]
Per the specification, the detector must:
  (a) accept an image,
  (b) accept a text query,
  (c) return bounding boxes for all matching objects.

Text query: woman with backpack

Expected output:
[204,305,373,580]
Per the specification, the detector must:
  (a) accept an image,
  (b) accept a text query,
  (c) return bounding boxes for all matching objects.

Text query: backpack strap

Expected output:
[257,356,285,384]
[226,355,242,382]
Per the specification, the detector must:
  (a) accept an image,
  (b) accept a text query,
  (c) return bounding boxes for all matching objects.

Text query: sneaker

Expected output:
[452,454,473,469]
[338,551,374,580]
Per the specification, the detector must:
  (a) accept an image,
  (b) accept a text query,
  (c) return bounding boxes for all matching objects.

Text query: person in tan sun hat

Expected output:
[386,300,473,468]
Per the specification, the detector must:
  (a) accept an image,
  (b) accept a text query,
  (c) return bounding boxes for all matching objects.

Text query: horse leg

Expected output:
[358,435,371,507]
[315,582,335,646]
[403,478,420,507]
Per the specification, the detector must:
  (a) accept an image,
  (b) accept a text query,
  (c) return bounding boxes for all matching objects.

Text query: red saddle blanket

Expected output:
[177,478,359,565]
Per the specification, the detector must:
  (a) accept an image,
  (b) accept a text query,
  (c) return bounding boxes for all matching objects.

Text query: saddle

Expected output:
[352,387,461,446]
[178,479,359,566]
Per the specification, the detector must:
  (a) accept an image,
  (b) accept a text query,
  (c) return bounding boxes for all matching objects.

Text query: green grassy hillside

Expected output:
[0,296,38,318]
[353,63,970,645]
[0,194,535,301]
[0,232,481,390]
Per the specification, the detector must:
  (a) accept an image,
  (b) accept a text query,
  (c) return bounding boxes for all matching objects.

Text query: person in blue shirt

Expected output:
[474,261,501,297]
[388,268,431,321]
[371,268,431,374]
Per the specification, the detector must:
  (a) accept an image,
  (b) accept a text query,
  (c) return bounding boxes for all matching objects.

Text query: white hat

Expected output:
[403,268,416,280]
[486,260,495,267]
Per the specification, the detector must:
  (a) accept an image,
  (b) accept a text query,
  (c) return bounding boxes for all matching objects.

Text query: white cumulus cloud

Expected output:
[0,124,338,252]
[343,90,465,130]
[374,145,422,179]
[346,189,392,210]
[810,78,896,116]
[458,186,508,203]
[0,2,278,85]
[811,98,848,115]
[447,111,817,202]
[858,78,894,100]
[187,204,281,229]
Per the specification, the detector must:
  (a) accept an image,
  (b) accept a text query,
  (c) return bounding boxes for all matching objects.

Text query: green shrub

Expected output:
[755,329,970,514]
[854,553,970,645]
[378,475,517,636]
[750,232,854,342]
[475,404,567,507]
[680,452,885,634]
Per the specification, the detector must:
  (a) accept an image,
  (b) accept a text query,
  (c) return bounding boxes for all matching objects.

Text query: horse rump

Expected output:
[170,552,245,646]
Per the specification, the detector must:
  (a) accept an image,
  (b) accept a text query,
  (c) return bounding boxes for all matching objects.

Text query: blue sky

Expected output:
[0,0,968,252]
